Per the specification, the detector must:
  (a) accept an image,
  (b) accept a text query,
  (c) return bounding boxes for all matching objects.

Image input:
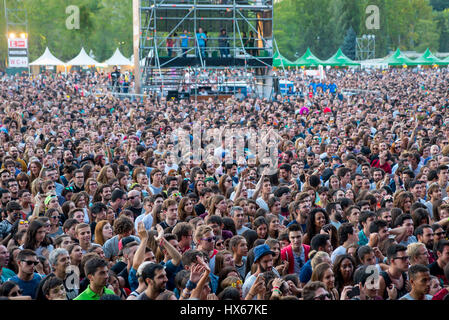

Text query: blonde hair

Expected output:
[311,251,330,270]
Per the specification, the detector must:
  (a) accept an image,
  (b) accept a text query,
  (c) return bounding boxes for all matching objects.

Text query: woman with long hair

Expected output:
[218,174,233,196]
[28,160,42,183]
[333,254,356,295]
[266,214,281,239]
[213,250,235,275]
[311,262,339,300]
[84,178,98,202]
[207,195,227,217]
[253,216,268,240]
[229,235,248,281]
[393,191,414,214]
[116,171,130,192]
[71,192,90,223]
[94,220,113,246]
[23,220,54,258]
[97,165,116,185]
[178,197,197,222]
[16,172,31,191]
[303,208,330,245]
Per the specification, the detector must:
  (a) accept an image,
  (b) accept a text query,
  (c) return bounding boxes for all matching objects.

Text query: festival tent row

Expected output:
[274,47,449,68]
[274,47,360,68]
[29,47,133,68]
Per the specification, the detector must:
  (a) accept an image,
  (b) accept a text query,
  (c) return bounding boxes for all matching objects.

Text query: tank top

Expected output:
[380,270,408,299]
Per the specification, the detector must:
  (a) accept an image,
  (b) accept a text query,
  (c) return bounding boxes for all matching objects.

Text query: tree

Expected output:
[341,26,357,60]
[430,0,449,11]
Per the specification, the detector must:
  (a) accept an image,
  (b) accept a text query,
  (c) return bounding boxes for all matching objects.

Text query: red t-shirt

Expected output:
[432,288,448,300]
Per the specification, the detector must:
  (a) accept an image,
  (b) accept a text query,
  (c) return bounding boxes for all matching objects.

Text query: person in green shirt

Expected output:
[74,257,115,300]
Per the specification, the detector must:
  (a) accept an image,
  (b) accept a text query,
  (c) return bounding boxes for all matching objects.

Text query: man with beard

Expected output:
[96,184,112,205]
[0,201,22,241]
[242,244,276,299]
[326,202,343,230]
[287,193,311,232]
[59,150,79,173]
[136,263,168,300]
[415,224,435,263]
[125,190,143,219]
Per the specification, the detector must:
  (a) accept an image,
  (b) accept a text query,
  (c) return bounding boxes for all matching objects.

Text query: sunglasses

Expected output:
[128,196,138,200]
[19,220,28,225]
[216,241,224,246]
[393,256,410,261]
[172,193,181,197]
[314,293,331,300]
[22,260,39,266]
[51,215,59,219]
[434,232,446,236]
[201,236,216,242]
[47,186,55,190]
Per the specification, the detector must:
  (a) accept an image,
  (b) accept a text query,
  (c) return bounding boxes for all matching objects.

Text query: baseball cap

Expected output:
[253,244,274,262]
[118,236,139,252]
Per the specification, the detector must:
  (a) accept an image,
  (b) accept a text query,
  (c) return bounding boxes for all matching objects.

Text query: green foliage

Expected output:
[1,0,449,68]
[341,26,356,60]
[275,0,448,59]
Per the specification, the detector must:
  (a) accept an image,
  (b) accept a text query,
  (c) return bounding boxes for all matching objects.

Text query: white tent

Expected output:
[29,47,66,66]
[66,47,100,66]
[104,48,132,66]
[130,54,146,67]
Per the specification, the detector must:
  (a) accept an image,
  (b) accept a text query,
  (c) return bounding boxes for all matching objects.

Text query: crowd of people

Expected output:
[0,65,448,301]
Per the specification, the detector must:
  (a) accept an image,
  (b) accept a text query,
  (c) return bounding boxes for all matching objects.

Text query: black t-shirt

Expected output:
[127,206,143,220]
[111,71,121,85]
[111,261,127,275]
[429,261,448,285]
[118,266,130,290]
[195,203,206,216]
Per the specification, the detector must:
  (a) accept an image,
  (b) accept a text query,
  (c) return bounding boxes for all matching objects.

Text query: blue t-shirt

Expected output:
[10,273,42,299]
[180,34,189,47]
[299,259,313,284]
[196,33,206,47]
[163,260,183,291]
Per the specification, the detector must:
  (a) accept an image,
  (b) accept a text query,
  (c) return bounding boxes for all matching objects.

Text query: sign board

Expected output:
[7,38,28,68]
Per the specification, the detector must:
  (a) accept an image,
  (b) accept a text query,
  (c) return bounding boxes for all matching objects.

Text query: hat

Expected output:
[323,107,332,113]
[118,236,138,253]
[204,177,215,183]
[299,106,309,115]
[253,244,274,262]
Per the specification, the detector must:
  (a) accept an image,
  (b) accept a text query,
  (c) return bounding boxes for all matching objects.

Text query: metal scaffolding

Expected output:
[139,0,274,98]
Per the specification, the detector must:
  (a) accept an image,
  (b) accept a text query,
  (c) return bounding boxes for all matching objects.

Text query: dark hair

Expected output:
[354,265,377,286]
[333,254,356,293]
[111,189,126,202]
[84,257,108,277]
[435,240,449,254]
[23,220,49,250]
[42,275,64,298]
[386,244,407,260]
[357,245,374,262]
[408,264,430,280]
[218,286,241,300]
[393,213,413,228]
[338,222,354,245]
[302,281,327,300]
[310,234,330,251]
[141,263,165,285]
[222,217,237,236]
[0,281,19,297]
[242,229,258,249]
[414,224,432,238]
[369,219,388,234]
[305,208,329,242]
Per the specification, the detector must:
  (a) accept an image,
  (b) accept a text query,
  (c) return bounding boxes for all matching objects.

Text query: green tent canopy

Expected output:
[383,48,418,66]
[293,48,325,67]
[323,48,360,67]
[412,48,446,66]
[272,52,295,68]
